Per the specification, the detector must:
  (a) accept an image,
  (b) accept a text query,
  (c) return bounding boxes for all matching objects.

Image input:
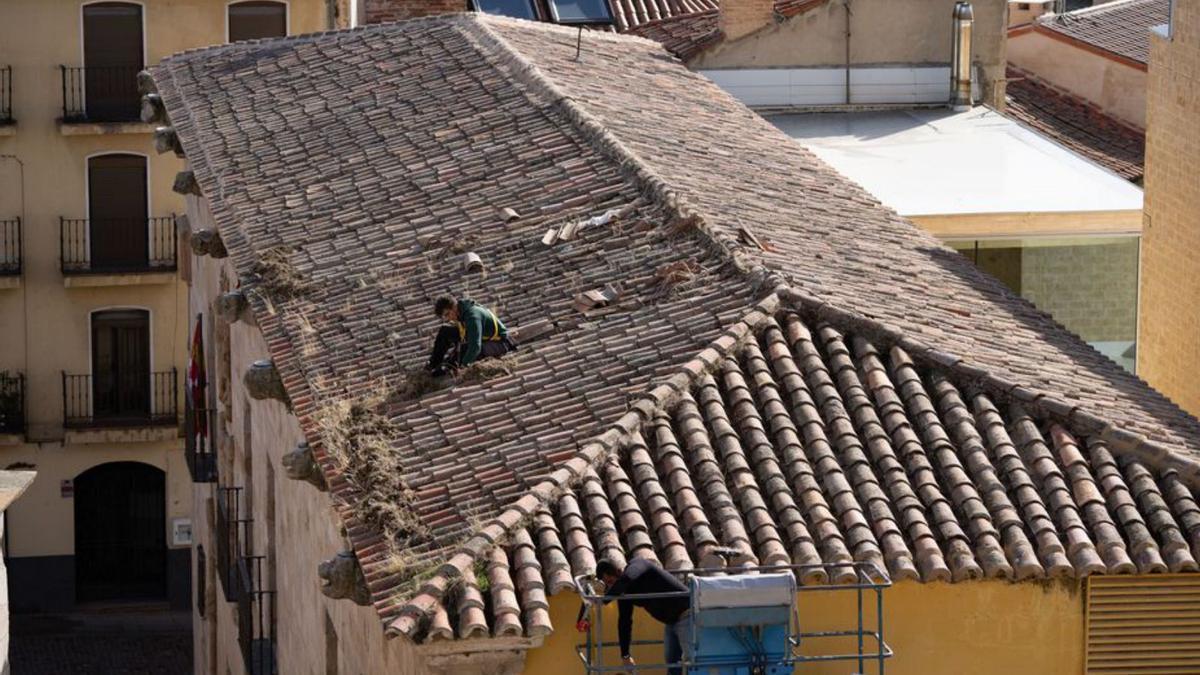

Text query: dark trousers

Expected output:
[426,326,516,374]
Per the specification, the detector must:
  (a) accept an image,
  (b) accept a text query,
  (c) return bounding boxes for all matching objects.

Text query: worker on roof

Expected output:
[426,295,514,376]
[578,558,692,675]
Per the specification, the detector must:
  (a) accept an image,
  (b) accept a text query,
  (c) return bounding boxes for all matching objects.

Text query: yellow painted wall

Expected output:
[1008,29,1147,129]
[1139,4,1200,416]
[529,579,1085,675]
[0,0,331,561]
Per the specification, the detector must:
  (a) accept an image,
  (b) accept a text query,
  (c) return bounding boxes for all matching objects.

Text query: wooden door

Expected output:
[83,2,143,121]
[74,462,166,602]
[92,309,150,420]
[88,154,148,271]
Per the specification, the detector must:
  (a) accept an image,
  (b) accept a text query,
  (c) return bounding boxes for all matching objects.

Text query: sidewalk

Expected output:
[11,605,192,674]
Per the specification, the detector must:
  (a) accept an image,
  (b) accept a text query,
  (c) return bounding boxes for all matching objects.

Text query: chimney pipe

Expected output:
[951,2,974,111]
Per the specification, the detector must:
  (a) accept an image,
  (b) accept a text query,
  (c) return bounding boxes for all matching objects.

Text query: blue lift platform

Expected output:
[574,562,893,674]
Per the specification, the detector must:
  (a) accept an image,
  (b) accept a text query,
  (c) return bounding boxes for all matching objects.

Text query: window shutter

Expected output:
[1086,575,1200,673]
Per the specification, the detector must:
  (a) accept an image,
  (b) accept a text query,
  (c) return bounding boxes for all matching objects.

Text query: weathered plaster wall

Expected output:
[1008,29,1148,128]
[527,579,1086,675]
[186,195,427,675]
[692,0,1009,107]
[1139,4,1200,416]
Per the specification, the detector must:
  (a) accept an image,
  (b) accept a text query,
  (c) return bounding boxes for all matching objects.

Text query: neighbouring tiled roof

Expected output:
[625,0,829,59]
[1034,0,1169,66]
[1004,67,1145,182]
[151,14,1200,647]
[610,0,717,32]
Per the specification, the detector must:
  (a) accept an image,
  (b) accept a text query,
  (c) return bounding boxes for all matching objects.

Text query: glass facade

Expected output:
[947,236,1140,372]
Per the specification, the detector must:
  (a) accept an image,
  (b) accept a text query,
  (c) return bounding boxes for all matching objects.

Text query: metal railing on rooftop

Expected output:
[60,65,142,123]
[0,373,25,436]
[62,368,177,428]
[60,216,177,275]
[0,218,20,276]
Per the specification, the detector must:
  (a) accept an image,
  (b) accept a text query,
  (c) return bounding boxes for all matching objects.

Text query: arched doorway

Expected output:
[74,461,166,603]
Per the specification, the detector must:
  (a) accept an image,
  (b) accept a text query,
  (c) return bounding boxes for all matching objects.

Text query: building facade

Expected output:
[1139,1,1200,415]
[0,0,337,615]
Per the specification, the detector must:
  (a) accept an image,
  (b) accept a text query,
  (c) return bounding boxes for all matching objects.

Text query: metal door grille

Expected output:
[1086,575,1200,674]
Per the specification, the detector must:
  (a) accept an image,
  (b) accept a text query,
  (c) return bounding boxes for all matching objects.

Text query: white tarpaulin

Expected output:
[692,572,796,610]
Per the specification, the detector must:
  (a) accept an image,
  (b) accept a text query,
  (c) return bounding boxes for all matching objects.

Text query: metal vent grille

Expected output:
[1086,575,1200,674]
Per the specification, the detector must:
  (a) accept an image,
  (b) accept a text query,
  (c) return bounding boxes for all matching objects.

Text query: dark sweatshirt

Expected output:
[598,559,690,658]
[455,299,507,366]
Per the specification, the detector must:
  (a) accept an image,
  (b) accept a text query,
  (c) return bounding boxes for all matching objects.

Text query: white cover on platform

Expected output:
[692,572,796,609]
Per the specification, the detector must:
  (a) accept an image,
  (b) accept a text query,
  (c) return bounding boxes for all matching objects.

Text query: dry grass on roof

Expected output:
[315,383,429,567]
[250,245,312,302]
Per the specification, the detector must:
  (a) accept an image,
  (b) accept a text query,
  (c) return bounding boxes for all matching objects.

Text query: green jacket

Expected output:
[456,299,507,366]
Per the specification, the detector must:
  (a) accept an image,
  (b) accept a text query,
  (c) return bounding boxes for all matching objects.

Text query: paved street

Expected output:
[11,607,192,674]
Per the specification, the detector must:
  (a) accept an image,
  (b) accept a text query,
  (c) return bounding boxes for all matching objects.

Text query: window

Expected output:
[469,0,538,21]
[80,2,143,121]
[547,0,613,25]
[87,153,148,271]
[948,236,1139,372]
[91,309,151,420]
[197,544,207,617]
[228,1,288,42]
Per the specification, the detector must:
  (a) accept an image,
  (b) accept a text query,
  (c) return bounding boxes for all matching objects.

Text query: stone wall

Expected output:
[1139,4,1200,415]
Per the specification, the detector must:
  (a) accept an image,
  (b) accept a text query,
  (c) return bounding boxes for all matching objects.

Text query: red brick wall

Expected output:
[364,0,467,23]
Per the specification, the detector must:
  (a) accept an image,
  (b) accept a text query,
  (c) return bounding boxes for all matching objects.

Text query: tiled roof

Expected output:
[610,0,717,31]
[151,14,1200,646]
[1034,0,1169,66]
[1004,67,1145,182]
[625,0,829,58]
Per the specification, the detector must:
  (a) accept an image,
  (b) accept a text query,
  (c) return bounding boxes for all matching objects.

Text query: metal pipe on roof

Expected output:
[951,2,975,111]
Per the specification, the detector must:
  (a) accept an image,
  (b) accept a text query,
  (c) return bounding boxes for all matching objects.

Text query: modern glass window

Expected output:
[228,1,288,42]
[948,236,1140,372]
[547,0,614,24]
[470,0,538,21]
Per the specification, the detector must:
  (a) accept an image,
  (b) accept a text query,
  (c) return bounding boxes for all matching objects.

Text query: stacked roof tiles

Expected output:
[1004,67,1145,182]
[150,14,1200,646]
[1032,0,1169,66]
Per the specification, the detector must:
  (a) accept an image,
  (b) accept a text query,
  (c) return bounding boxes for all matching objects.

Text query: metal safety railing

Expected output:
[62,369,178,428]
[60,65,142,123]
[575,561,893,674]
[60,216,177,274]
[0,218,20,276]
[0,66,12,124]
[235,555,277,675]
[0,372,24,435]
[216,486,251,603]
[184,396,217,482]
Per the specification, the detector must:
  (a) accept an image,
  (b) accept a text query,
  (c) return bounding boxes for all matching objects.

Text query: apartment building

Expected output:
[0,0,337,615]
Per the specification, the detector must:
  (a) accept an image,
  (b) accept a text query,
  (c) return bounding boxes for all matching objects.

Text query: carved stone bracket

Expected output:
[137,70,157,96]
[172,170,201,196]
[189,229,228,259]
[244,359,290,406]
[317,551,370,606]
[282,441,327,491]
[153,126,184,157]
[140,93,166,124]
[216,289,252,324]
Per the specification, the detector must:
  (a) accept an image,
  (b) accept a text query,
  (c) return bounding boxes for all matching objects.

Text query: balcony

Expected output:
[62,369,178,430]
[184,398,217,483]
[1,66,13,131]
[236,556,276,675]
[0,218,20,287]
[216,486,249,602]
[60,216,177,284]
[0,373,25,439]
[59,65,149,132]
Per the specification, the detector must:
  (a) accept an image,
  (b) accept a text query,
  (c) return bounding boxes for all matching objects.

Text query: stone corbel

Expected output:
[216,289,252,324]
[189,229,228,259]
[244,359,290,406]
[282,441,327,491]
[317,551,370,606]
[154,126,184,157]
[172,170,201,196]
[137,70,157,96]
[140,93,166,124]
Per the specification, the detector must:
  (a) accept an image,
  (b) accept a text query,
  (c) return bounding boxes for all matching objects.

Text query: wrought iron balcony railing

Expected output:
[184,397,217,482]
[236,555,277,675]
[216,486,251,603]
[0,372,25,435]
[0,218,20,276]
[62,368,178,428]
[1,66,12,125]
[60,216,177,275]
[60,65,142,123]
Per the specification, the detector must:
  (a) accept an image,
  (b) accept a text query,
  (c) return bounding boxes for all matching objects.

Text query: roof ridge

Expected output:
[775,286,1200,489]
[387,294,784,639]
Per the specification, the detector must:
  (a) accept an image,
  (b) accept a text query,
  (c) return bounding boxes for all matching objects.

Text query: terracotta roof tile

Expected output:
[1034,0,1168,65]
[625,0,829,59]
[1004,67,1145,180]
[149,14,1200,646]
